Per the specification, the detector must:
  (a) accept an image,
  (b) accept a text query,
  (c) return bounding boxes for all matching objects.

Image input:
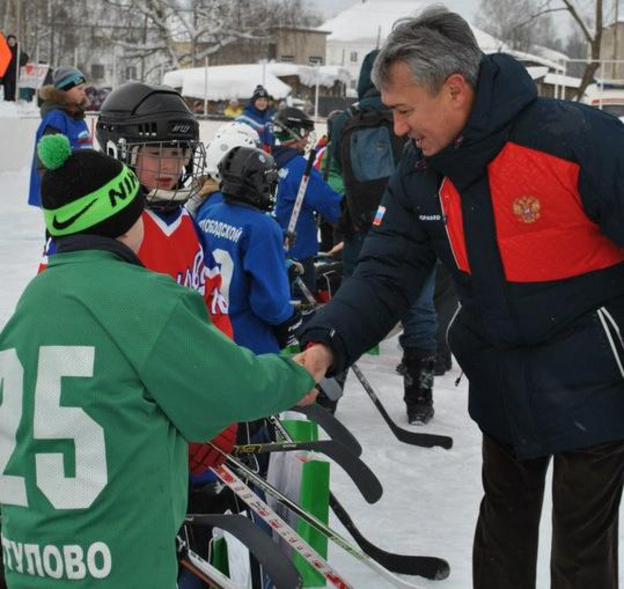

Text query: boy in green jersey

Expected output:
[0,135,316,589]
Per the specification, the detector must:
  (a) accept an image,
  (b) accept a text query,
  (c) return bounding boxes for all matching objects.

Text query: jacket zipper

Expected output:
[438,180,461,270]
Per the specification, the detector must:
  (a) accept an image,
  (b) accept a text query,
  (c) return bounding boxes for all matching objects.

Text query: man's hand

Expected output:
[188,423,238,474]
[293,343,334,382]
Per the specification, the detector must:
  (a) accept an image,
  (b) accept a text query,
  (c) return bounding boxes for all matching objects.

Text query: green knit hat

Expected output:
[39,135,144,238]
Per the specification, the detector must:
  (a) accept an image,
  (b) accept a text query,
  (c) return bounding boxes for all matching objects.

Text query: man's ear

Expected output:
[445,73,473,112]
[446,74,465,100]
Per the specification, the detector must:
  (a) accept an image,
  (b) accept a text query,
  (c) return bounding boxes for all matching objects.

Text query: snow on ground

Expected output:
[1,150,622,589]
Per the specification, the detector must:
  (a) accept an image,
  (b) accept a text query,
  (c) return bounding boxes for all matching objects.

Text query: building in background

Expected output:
[318,0,508,96]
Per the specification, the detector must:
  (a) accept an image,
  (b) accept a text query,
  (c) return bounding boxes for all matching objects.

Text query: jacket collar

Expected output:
[426,53,537,190]
[55,234,144,266]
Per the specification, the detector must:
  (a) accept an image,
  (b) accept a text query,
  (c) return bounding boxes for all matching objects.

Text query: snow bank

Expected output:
[0,115,40,172]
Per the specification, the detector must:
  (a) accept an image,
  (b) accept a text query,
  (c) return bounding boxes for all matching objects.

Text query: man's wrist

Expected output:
[305,341,335,372]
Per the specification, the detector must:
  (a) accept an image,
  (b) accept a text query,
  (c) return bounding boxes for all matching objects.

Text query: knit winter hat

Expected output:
[39,135,144,238]
[53,66,86,91]
[251,85,269,102]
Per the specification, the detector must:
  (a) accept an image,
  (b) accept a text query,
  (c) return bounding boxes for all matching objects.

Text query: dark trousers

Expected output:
[473,434,624,589]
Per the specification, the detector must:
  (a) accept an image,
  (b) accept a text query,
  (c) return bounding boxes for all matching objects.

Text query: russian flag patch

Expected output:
[372,205,386,227]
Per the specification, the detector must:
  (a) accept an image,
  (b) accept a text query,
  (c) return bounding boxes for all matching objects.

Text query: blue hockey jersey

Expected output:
[195,199,293,353]
[273,147,343,261]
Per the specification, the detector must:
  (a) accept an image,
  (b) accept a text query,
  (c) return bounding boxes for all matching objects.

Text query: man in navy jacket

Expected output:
[297,7,624,589]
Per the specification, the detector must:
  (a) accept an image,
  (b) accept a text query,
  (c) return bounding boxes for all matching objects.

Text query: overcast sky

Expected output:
[307,0,480,22]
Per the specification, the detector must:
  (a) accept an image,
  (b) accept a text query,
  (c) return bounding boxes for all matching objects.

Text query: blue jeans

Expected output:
[399,266,438,353]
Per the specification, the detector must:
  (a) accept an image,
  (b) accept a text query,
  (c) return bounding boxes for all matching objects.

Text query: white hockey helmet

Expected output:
[214,121,261,144]
[205,129,260,182]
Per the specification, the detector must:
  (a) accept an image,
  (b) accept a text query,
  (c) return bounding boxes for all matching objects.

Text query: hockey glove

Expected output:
[188,422,238,475]
[274,311,303,349]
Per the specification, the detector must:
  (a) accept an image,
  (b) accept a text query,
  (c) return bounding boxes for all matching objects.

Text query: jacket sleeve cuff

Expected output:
[299,326,348,376]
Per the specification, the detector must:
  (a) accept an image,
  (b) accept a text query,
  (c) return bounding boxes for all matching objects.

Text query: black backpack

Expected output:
[339,105,406,231]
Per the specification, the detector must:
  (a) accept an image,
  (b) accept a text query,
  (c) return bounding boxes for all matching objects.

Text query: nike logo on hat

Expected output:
[52,198,98,231]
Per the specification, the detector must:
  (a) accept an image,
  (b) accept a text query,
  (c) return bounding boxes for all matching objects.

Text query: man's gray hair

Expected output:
[371,5,482,94]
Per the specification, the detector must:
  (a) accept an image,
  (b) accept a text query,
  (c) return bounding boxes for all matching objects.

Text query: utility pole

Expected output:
[614,0,620,79]
[15,0,21,100]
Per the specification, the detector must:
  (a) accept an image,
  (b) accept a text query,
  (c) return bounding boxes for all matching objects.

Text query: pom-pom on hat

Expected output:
[251,85,269,102]
[39,135,144,239]
[53,66,86,91]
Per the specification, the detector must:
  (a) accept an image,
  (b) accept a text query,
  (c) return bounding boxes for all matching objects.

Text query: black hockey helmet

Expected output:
[274,107,315,143]
[95,82,205,209]
[96,82,199,147]
[218,146,279,212]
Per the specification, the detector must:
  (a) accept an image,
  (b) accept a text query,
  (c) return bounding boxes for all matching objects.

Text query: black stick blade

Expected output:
[289,404,363,456]
[329,495,450,580]
[351,363,453,450]
[186,513,303,589]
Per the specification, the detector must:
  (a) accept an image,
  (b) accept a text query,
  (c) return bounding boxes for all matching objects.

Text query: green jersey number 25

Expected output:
[0,346,107,509]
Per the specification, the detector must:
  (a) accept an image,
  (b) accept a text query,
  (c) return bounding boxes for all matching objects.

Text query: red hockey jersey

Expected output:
[138,208,233,338]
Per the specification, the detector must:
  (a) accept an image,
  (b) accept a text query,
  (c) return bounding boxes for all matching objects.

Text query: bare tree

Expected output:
[558,0,604,98]
[476,0,607,100]
[475,0,539,52]
[98,0,321,78]
[0,0,320,85]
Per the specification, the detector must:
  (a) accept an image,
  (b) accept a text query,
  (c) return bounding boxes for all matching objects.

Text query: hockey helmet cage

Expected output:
[218,146,279,212]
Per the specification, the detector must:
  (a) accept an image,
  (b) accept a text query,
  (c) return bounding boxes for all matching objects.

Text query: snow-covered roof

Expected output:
[526,66,549,80]
[508,48,566,72]
[318,0,508,53]
[543,72,582,88]
[163,62,351,101]
[530,45,570,65]
[263,63,351,87]
[163,65,291,101]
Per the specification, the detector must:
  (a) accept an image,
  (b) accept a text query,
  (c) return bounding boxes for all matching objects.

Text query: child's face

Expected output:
[135,145,187,191]
[254,97,268,111]
[65,83,87,106]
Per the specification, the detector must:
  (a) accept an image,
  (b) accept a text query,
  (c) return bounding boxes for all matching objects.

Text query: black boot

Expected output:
[402,348,436,425]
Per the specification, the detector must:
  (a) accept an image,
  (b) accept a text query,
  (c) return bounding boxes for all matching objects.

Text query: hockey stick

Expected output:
[220,451,428,589]
[184,513,303,589]
[288,403,363,457]
[284,149,316,250]
[177,534,242,589]
[270,416,449,580]
[328,494,450,580]
[351,363,453,450]
[233,438,382,504]
[212,464,355,589]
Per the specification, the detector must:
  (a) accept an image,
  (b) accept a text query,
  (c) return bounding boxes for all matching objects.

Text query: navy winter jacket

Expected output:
[300,53,624,459]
